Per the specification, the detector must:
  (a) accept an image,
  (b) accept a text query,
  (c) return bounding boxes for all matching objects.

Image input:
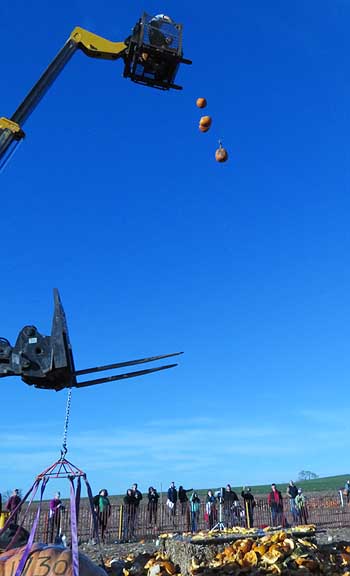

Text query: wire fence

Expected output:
[4,493,350,544]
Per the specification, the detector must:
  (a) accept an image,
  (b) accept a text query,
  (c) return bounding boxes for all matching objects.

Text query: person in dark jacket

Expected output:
[241,487,256,528]
[147,486,159,525]
[131,483,143,507]
[178,486,193,514]
[130,483,142,532]
[167,481,178,521]
[205,490,217,529]
[223,484,239,528]
[286,481,299,524]
[6,489,21,524]
[268,484,284,527]
[123,489,137,541]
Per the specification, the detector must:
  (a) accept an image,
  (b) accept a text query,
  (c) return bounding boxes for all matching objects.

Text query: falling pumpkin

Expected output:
[199,115,212,128]
[215,142,228,163]
[196,97,207,109]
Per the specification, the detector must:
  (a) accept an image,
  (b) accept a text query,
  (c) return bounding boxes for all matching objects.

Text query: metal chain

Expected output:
[61,388,72,459]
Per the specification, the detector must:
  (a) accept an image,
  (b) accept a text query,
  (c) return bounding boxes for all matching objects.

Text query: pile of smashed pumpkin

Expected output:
[107,525,350,576]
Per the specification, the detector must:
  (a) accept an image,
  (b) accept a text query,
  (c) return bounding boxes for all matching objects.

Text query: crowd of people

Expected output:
[117,480,310,539]
[0,479,312,543]
[165,481,308,531]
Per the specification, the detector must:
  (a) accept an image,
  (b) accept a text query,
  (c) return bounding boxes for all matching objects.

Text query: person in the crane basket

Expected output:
[148,14,175,48]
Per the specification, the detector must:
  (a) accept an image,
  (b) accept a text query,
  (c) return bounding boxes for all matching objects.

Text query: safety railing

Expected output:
[13,494,350,544]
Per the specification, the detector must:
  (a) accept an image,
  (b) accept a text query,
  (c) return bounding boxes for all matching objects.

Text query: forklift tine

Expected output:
[51,288,77,386]
[75,351,183,376]
[75,363,178,388]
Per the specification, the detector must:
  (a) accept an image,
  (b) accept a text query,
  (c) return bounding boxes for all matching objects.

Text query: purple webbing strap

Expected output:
[3,479,41,551]
[69,478,79,576]
[83,477,105,568]
[0,480,39,542]
[14,477,48,576]
[83,477,100,542]
[75,476,81,524]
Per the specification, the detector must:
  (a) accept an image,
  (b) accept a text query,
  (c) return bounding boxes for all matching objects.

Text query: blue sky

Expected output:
[1,0,350,499]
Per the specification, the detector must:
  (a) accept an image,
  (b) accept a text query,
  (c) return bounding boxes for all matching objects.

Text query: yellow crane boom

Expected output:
[0,14,191,167]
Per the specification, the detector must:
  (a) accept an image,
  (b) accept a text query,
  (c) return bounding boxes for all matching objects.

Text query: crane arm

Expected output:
[0,14,191,167]
[0,27,127,164]
[70,26,127,60]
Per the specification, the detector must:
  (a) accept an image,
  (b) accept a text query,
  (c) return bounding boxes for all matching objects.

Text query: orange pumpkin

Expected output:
[215,144,229,163]
[0,544,107,576]
[199,115,212,128]
[196,97,207,109]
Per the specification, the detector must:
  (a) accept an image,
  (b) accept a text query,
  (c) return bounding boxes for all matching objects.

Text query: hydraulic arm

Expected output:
[0,14,191,166]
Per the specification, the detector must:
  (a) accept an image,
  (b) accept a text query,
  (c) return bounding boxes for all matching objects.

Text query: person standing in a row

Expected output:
[123,489,136,541]
[48,492,64,543]
[147,486,159,526]
[167,482,177,518]
[6,489,21,524]
[205,490,217,529]
[295,488,308,524]
[93,489,111,543]
[286,481,299,524]
[241,487,256,527]
[131,483,143,506]
[223,484,239,527]
[190,491,201,532]
[178,485,193,514]
[268,484,284,527]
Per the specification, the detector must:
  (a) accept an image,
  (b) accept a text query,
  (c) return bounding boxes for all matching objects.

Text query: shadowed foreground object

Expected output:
[0,289,182,391]
[0,525,29,551]
[0,544,107,576]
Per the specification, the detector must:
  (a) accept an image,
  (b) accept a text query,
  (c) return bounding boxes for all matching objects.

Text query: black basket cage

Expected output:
[122,13,188,90]
[140,13,183,55]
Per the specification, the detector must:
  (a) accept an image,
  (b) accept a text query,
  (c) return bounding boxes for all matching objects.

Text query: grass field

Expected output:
[192,474,350,498]
[38,474,350,506]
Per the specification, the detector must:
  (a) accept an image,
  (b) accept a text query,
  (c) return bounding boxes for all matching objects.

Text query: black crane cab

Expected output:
[123,13,191,90]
